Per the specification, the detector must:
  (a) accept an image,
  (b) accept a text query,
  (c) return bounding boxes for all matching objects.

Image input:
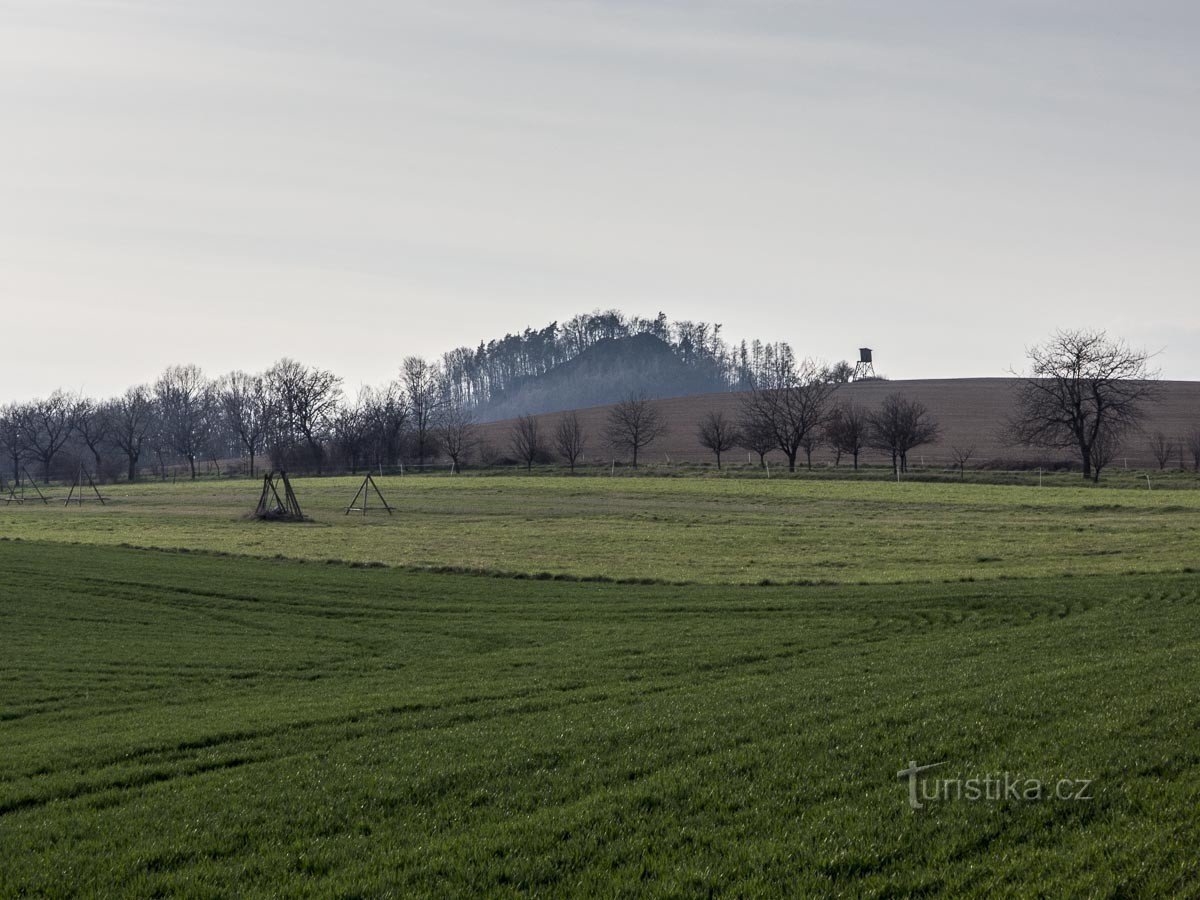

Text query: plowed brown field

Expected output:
[476,378,1200,469]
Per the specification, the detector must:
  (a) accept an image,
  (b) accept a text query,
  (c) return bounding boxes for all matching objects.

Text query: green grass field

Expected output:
[3,476,1200,895]
[2,474,1199,585]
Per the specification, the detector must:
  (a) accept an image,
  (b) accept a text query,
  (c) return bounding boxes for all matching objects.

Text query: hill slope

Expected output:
[479,333,726,421]
[476,378,1200,469]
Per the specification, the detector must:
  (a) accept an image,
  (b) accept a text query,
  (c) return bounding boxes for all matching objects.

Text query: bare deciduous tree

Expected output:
[1009,329,1159,482]
[219,371,270,477]
[950,445,976,480]
[509,413,543,472]
[402,356,442,467]
[106,386,156,482]
[605,393,667,467]
[697,411,739,469]
[1148,431,1175,471]
[867,394,940,474]
[739,358,836,472]
[824,402,868,470]
[331,393,372,474]
[21,390,77,481]
[72,397,112,477]
[553,411,587,473]
[0,403,26,483]
[155,365,212,480]
[438,400,477,472]
[737,411,775,469]
[265,358,341,474]
[1187,428,1200,473]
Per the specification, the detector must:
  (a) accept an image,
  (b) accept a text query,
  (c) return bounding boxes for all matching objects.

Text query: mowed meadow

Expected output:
[4,474,1200,895]
[2,473,1199,584]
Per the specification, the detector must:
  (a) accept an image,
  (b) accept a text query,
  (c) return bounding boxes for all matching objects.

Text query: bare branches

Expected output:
[1148,431,1176,471]
[739,357,836,472]
[825,402,869,470]
[219,371,270,477]
[438,401,477,472]
[867,394,940,473]
[605,394,667,467]
[106,386,155,483]
[696,411,740,469]
[1009,329,1160,481]
[509,414,543,472]
[950,445,976,480]
[553,411,587,473]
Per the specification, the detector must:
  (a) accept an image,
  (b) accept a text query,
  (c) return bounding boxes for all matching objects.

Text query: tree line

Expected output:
[0,328,1189,484]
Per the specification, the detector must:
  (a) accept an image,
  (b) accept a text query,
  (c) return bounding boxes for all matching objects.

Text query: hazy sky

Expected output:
[3,0,1198,399]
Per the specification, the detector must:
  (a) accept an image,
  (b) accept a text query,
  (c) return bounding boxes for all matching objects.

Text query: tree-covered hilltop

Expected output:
[439,309,824,417]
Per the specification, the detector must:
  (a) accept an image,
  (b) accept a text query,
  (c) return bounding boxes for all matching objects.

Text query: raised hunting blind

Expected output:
[853,347,876,381]
[344,473,394,516]
[253,471,306,521]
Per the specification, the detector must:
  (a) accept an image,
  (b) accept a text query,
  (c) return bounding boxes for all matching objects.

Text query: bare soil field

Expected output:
[476,378,1200,469]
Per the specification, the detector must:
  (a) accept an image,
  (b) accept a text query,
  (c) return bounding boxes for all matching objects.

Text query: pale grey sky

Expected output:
[3,0,1198,399]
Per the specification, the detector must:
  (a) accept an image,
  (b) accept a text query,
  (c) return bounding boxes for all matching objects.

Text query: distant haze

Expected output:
[3,0,1198,399]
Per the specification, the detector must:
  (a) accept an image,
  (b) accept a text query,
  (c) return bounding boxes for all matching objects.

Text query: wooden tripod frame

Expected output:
[344,473,394,516]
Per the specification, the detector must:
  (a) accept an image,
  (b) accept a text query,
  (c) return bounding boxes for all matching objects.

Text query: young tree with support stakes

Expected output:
[605,393,667,468]
[553,411,587,473]
[697,410,739,469]
[950,445,976,480]
[509,414,543,472]
[1148,431,1175,471]
[737,412,775,469]
[1009,329,1160,482]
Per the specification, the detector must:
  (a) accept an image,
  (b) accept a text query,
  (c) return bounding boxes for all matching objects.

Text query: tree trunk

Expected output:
[127,454,138,483]
[786,451,797,472]
[716,451,722,470]
[249,450,255,478]
[188,455,197,480]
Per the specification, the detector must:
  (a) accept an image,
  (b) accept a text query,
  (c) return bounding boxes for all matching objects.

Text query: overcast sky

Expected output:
[3,0,1198,399]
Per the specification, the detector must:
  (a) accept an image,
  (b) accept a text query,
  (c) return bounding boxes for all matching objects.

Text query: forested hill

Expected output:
[476,333,726,421]
[439,309,805,420]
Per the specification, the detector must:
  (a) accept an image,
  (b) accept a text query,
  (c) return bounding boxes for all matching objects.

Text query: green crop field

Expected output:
[3,476,1200,895]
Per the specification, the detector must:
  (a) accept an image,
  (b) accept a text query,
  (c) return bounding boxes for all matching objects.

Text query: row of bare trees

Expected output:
[504,396,668,472]
[0,328,1183,483]
[696,393,940,472]
[0,355,462,483]
[690,354,940,473]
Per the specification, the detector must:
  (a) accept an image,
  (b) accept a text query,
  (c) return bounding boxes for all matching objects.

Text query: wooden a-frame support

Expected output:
[254,471,305,520]
[64,465,106,506]
[2,467,50,505]
[344,473,393,516]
